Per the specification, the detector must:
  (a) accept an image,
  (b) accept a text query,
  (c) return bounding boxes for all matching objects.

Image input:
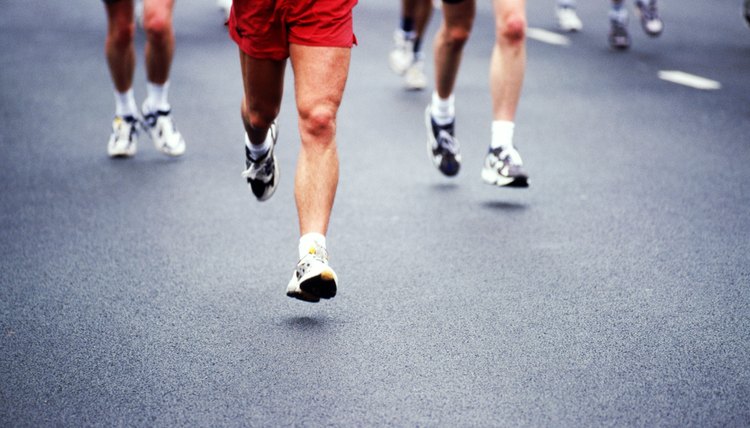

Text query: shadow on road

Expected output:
[481,200,528,211]
[282,316,328,331]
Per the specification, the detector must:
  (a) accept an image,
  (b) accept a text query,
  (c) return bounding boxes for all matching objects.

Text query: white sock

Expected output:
[145,81,170,112]
[245,132,272,161]
[610,4,627,22]
[430,91,455,126]
[298,233,326,260]
[491,120,515,150]
[114,88,138,118]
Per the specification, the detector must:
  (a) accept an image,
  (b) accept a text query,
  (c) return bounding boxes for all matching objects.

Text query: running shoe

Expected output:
[608,12,631,50]
[424,106,461,177]
[745,0,750,27]
[403,55,427,91]
[389,29,415,75]
[635,0,663,37]
[556,5,583,32]
[481,146,529,188]
[107,115,139,158]
[142,102,186,157]
[287,243,337,303]
[241,121,279,201]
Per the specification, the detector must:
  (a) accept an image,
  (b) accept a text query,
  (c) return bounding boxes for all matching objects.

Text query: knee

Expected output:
[242,101,278,131]
[497,13,526,45]
[143,9,173,44]
[107,20,135,50]
[299,104,337,144]
[444,25,472,51]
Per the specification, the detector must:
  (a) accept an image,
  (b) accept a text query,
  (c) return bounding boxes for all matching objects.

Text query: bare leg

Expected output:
[433,0,475,98]
[402,0,434,39]
[142,0,175,85]
[490,0,526,121]
[289,45,351,236]
[239,50,286,145]
[105,0,136,93]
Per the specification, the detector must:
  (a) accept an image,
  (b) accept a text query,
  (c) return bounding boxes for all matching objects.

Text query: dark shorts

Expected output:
[229,0,358,60]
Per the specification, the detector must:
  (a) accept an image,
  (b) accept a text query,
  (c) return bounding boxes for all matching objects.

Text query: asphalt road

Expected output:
[1,0,749,426]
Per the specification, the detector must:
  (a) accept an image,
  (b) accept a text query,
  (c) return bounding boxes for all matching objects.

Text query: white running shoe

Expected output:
[556,6,583,32]
[389,29,414,75]
[142,102,186,157]
[403,55,427,91]
[481,146,529,188]
[107,115,139,158]
[287,244,338,303]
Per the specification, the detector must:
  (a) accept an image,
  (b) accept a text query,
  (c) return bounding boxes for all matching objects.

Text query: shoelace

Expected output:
[491,147,523,167]
[437,129,459,155]
[242,150,273,180]
[115,117,136,142]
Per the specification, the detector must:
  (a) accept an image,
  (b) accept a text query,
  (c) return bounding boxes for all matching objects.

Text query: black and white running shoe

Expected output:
[425,106,461,177]
[107,115,139,158]
[242,121,279,201]
[481,146,529,188]
[635,0,663,37]
[608,15,631,50]
[287,243,337,303]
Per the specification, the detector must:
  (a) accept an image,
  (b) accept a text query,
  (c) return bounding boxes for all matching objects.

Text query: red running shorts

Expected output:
[229,0,358,60]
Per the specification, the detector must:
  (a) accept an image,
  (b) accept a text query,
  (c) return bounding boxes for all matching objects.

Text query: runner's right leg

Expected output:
[239,51,286,201]
[104,0,140,157]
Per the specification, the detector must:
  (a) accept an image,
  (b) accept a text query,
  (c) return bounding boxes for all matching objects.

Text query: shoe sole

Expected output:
[287,269,337,303]
[108,143,137,158]
[481,169,529,188]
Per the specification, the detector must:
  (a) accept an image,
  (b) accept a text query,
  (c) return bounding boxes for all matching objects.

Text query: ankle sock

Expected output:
[145,81,170,112]
[245,132,271,161]
[114,88,138,118]
[431,92,455,126]
[491,120,515,150]
[298,233,326,260]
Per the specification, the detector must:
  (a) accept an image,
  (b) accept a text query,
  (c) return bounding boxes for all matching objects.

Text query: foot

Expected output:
[608,12,631,50]
[556,5,583,32]
[635,0,663,37]
[425,106,461,177]
[107,115,139,158]
[287,244,338,303]
[404,55,427,91]
[142,102,186,157]
[389,29,415,75]
[241,120,279,201]
[481,146,529,188]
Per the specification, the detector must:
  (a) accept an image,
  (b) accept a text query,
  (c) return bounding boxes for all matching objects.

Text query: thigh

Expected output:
[240,49,286,114]
[289,45,350,116]
[105,0,134,25]
[142,0,174,18]
[441,0,475,30]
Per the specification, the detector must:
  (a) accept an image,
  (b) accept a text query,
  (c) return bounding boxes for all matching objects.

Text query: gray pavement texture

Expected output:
[2,0,750,426]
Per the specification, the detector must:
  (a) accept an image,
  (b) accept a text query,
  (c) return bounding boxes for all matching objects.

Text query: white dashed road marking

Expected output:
[658,70,722,90]
[527,27,570,47]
